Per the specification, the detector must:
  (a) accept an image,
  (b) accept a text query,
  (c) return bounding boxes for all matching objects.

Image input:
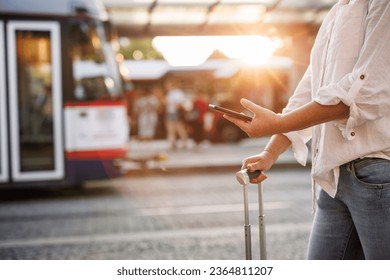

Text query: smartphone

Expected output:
[208,104,252,122]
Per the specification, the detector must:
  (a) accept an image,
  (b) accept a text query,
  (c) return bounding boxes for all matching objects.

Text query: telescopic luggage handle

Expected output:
[236,169,267,260]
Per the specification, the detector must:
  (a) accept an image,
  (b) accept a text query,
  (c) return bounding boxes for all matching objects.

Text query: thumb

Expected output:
[240,98,257,113]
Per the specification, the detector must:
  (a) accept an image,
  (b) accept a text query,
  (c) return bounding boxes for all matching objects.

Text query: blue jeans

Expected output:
[307,158,390,260]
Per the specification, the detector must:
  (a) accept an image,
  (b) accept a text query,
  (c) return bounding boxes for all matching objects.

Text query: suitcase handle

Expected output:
[236,169,266,260]
[235,169,261,185]
[247,169,262,179]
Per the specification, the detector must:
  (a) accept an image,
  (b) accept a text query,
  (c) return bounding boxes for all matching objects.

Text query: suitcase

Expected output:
[236,169,267,260]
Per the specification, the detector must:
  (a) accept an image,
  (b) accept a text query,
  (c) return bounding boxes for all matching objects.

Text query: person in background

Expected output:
[190,91,209,146]
[164,79,188,150]
[124,83,137,137]
[134,87,160,141]
[224,0,390,259]
[151,85,167,139]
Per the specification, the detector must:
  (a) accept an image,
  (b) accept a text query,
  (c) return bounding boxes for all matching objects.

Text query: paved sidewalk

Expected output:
[119,138,311,175]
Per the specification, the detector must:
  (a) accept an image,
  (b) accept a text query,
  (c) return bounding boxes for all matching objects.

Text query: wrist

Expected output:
[275,113,290,134]
[262,149,278,165]
[263,134,291,164]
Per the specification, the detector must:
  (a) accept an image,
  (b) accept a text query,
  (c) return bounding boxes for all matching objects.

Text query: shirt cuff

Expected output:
[283,131,309,166]
[313,73,366,140]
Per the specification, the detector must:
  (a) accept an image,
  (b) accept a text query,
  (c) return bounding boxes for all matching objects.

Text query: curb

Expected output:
[124,162,310,177]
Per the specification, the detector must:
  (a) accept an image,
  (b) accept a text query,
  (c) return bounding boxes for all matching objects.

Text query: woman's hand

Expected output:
[223,99,283,138]
[224,98,350,138]
[241,150,277,184]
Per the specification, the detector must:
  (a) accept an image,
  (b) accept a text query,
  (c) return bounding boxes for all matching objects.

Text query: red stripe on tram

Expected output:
[66,148,128,160]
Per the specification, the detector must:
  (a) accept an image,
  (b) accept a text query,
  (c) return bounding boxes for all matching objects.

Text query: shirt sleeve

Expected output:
[314,1,390,140]
[282,66,313,166]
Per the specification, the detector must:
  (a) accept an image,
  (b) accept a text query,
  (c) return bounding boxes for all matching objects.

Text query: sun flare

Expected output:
[152,35,282,67]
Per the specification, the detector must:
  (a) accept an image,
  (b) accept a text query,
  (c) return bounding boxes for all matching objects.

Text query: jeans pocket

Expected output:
[352,158,390,186]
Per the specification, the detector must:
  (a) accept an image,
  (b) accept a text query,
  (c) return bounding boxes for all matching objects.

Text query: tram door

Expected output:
[0,21,64,183]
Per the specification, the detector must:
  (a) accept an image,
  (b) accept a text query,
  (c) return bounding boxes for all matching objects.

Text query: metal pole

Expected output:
[236,169,265,260]
[236,169,252,260]
[243,183,252,260]
[258,182,267,260]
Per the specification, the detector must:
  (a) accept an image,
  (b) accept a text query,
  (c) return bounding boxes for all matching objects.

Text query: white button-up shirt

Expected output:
[282,0,390,198]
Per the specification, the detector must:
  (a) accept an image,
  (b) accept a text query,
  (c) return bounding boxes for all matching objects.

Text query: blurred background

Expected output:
[0,0,336,260]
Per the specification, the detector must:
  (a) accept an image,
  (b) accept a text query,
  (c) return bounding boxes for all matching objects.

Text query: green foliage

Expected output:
[120,37,163,60]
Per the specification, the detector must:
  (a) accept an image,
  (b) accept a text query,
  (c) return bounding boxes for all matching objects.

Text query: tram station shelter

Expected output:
[103,0,337,112]
[104,0,336,78]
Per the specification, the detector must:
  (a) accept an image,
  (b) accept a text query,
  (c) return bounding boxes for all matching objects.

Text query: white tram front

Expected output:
[0,0,129,187]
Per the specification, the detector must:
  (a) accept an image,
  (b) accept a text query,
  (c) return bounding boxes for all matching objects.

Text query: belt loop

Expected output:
[346,161,352,172]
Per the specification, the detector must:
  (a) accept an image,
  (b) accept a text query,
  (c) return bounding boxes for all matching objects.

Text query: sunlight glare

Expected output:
[152,36,214,67]
[217,36,282,66]
[152,35,282,67]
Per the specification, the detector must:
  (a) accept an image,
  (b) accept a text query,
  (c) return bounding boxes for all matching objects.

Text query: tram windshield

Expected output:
[71,19,123,101]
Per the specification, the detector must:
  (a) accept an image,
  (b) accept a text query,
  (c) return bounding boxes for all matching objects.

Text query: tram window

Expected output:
[103,21,113,43]
[71,21,104,62]
[15,30,55,171]
[70,20,123,101]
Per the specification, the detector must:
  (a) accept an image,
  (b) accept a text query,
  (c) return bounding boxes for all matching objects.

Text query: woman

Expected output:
[164,79,189,150]
[225,0,390,259]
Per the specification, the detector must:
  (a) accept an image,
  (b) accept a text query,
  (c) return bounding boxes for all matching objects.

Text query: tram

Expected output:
[0,0,129,187]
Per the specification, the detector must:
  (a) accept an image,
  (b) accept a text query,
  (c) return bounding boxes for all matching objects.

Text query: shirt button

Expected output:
[360,75,365,80]
[351,132,356,137]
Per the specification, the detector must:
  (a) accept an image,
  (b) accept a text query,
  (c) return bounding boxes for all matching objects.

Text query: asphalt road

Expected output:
[0,168,313,260]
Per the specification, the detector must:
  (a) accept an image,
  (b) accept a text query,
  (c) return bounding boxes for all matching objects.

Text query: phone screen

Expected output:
[208,104,252,122]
